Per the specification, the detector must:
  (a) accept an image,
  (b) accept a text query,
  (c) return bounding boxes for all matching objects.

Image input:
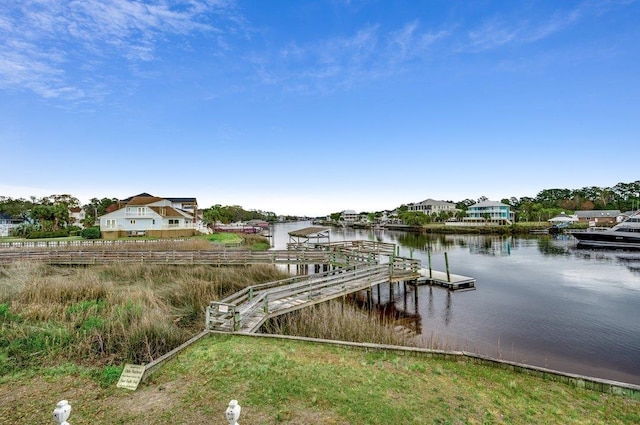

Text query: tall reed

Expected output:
[264,300,419,347]
[0,262,289,373]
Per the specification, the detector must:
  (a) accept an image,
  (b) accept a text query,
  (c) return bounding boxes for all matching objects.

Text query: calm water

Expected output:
[270,221,640,385]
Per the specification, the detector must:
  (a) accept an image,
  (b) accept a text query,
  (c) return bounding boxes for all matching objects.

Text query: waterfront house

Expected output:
[575,210,620,226]
[407,199,458,215]
[340,210,358,223]
[463,201,514,225]
[69,207,86,226]
[0,212,22,237]
[99,194,198,239]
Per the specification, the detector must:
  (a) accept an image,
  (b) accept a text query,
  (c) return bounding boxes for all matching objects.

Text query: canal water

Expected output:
[270,221,640,385]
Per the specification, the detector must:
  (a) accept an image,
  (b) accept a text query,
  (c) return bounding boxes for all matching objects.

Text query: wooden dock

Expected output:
[206,265,396,333]
[416,268,476,290]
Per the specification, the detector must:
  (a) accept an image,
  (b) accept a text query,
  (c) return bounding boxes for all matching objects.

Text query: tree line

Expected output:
[1,180,639,234]
[334,180,640,225]
[0,195,278,238]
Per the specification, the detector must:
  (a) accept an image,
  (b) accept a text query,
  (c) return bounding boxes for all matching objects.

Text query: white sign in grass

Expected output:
[117,364,146,390]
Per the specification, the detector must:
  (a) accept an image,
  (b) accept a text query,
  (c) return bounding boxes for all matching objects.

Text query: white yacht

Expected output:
[571,211,640,249]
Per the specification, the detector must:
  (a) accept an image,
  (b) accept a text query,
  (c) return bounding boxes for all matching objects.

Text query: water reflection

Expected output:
[468,237,511,256]
[443,291,452,326]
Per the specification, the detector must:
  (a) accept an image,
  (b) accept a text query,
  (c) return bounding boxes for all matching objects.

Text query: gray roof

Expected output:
[470,201,510,208]
[288,227,330,237]
[414,198,455,206]
[575,210,621,218]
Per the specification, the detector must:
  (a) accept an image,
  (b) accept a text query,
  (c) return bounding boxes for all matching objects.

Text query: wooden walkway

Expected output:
[206,264,401,333]
[0,249,381,268]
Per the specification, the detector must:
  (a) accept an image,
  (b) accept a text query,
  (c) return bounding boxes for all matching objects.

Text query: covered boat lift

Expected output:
[288,226,330,247]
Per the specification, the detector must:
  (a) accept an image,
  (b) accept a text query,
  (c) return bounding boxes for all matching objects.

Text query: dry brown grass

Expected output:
[0,262,290,370]
[264,300,419,347]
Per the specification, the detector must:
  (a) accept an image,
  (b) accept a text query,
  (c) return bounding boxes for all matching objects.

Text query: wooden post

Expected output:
[445,252,451,282]
[428,250,433,278]
[414,282,419,314]
[403,281,407,310]
[233,310,241,332]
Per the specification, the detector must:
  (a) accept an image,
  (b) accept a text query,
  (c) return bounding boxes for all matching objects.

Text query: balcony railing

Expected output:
[124,212,154,217]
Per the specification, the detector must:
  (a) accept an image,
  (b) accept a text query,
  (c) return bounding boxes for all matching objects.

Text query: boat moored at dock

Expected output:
[570,211,640,249]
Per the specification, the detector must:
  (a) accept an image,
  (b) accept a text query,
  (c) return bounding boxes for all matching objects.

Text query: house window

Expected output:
[130,220,136,224]
[137,207,145,216]
[106,219,116,229]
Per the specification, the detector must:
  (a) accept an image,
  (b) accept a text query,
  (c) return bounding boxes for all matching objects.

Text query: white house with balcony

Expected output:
[462,201,514,225]
[407,199,458,215]
[69,207,86,227]
[340,210,358,223]
[99,195,198,239]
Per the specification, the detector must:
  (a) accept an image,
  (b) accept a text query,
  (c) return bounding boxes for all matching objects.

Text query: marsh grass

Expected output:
[0,262,289,373]
[264,300,419,347]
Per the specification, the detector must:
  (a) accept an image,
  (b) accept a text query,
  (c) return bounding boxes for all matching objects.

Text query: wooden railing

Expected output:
[0,238,191,249]
[206,264,393,332]
[0,248,394,267]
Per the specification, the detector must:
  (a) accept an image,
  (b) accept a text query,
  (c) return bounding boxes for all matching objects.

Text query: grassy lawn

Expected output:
[208,232,244,245]
[0,235,84,242]
[1,335,637,424]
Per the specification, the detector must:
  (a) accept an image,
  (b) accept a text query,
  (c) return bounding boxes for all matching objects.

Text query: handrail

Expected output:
[213,264,391,331]
[0,248,389,267]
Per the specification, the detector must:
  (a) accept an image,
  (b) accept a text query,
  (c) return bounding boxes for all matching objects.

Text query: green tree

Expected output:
[399,211,429,226]
[0,197,34,219]
[83,197,117,225]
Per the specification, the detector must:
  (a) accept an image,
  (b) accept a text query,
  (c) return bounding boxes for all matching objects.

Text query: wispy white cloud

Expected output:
[465,2,600,51]
[387,21,451,63]
[0,0,242,101]
[269,22,452,94]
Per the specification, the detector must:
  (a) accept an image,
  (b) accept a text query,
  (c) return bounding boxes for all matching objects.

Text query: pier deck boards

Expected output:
[416,269,476,290]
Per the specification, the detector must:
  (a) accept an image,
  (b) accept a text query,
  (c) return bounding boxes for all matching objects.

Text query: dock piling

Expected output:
[445,252,451,282]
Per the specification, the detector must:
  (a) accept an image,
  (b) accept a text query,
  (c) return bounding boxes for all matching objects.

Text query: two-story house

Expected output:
[69,207,86,227]
[407,199,458,215]
[0,213,23,237]
[340,210,358,223]
[464,201,514,225]
[99,194,198,239]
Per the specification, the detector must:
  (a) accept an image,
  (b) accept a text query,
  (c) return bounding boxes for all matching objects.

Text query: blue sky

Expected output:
[1,0,638,216]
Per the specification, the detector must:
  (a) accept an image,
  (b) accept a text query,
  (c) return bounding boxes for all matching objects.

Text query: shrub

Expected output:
[81,226,101,239]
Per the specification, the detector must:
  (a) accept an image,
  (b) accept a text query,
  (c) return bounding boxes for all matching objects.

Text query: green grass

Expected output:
[1,335,637,424]
[208,232,244,244]
[0,235,84,242]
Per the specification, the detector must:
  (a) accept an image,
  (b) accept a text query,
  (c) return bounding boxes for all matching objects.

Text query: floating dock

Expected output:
[416,268,476,290]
